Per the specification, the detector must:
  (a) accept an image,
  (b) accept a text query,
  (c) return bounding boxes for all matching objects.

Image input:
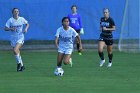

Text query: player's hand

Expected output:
[80,28,84,35]
[10,27,16,31]
[102,27,108,31]
[23,29,28,34]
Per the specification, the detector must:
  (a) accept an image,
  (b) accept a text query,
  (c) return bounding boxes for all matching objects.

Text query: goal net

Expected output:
[118,0,140,52]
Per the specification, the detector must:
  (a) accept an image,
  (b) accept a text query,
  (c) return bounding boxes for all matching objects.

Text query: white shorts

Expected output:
[10,35,24,47]
[58,48,73,54]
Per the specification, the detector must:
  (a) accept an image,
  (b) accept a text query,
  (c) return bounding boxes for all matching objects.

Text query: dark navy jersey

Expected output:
[100,17,115,38]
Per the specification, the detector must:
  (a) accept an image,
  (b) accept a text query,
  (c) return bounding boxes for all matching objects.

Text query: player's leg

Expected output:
[13,43,25,71]
[98,40,105,67]
[76,30,82,55]
[63,49,73,67]
[107,45,113,67]
[54,48,65,75]
[63,54,71,65]
[12,35,25,71]
[57,52,64,68]
[54,52,64,76]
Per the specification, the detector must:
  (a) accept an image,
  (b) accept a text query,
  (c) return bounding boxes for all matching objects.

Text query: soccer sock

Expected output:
[77,43,80,52]
[98,52,104,60]
[15,54,21,64]
[57,62,62,68]
[19,55,23,66]
[57,66,62,68]
[108,53,113,63]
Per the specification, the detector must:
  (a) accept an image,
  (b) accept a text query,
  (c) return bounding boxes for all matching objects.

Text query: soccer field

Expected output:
[0,50,140,93]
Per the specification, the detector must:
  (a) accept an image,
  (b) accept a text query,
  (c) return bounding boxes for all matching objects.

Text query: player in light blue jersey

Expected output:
[4,8,29,71]
[54,17,82,73]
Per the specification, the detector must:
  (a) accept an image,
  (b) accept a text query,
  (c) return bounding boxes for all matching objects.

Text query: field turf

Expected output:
[0,50,140,93]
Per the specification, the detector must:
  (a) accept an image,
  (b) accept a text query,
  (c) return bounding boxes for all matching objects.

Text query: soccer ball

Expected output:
[54,68,64,76]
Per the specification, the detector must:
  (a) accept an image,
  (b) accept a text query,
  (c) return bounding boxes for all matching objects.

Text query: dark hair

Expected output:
[12,8,19,13]
[71,5,77,9]
[103,8,110,12]
[62,17,70,23]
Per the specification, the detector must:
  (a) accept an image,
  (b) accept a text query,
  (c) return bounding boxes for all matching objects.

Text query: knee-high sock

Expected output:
[15,54,21,64]
[77,43,80,52]
[19,55,23,66]
[57,61,62,67]
[108,53,113,63]
[98,52,104,60]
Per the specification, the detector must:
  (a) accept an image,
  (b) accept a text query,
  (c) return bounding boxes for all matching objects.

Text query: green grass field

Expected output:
[0,50,140,93]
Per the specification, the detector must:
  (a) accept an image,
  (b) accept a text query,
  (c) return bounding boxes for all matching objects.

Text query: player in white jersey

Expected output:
[54,17,82,74]
[4,8,29,72]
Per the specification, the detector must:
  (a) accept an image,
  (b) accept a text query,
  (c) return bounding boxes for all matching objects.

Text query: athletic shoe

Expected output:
[107,62,112,67]
[78,52,82,55]
[19,66,25,71]
[69,58,73,67]
[17,63,21,72]
[99,59,105,67]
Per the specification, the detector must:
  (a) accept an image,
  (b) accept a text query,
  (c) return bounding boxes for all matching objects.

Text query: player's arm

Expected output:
[103,18,116,31]
[55,28,60,48]
[4,26,15,31]
[76,35,82,50]
[78,15,84,34]
[23,23,29,34]
[102,26,116,31]
[55,36,58,48]
[100,25,102,31]
[79,15,83,28]
[4,19,15,31]
[100,18,103,32]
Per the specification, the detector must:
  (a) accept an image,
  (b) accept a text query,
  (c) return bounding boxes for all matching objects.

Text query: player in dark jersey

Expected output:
[68,5,84,55]
[98,8,116,67]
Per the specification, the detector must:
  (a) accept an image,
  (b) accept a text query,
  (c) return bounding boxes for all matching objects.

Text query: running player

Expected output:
[4,8,29,71]
[68,5,84,55]
[98,8,116,67]
[55,17,82,72]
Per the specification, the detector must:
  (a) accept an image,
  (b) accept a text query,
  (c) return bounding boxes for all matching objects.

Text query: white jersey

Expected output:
[5,16,28,37]
[5,17,28,47]
[55,26,78,49]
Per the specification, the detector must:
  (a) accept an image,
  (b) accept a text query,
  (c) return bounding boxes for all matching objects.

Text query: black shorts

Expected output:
[99,37,113,45]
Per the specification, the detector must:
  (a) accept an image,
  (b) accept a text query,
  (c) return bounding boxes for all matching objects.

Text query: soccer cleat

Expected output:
[78,52,82,55]
[19,66,25,71]
[69,58,73,67]
[17,63,21,72]
[107,62,112,67]
[99,59,105,67]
